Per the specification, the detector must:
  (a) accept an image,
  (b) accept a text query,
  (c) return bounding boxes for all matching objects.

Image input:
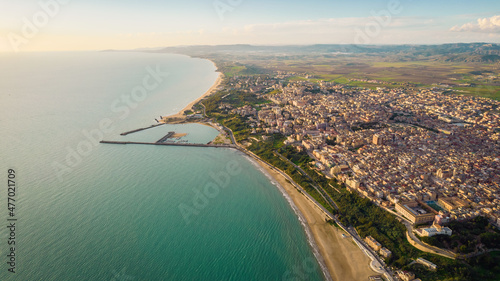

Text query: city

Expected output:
[194,67,500,280]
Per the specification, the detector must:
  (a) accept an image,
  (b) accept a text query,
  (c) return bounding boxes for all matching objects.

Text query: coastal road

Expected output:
[271,155,394,280]
[220,125,395,280]
[221,125,336,219]
[220,124,237,145]
[200,102,207,117]
[405,221,456,259]
[273,151,340,211]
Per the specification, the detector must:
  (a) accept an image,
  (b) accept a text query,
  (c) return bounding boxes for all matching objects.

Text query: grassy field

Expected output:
[257,57,500,100]
[211,53,500,100]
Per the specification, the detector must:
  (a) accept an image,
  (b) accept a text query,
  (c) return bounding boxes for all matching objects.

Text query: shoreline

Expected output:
[245,154,376,281]
[243,155,333,281]
[163,62,222,121]
[162,56,375,280]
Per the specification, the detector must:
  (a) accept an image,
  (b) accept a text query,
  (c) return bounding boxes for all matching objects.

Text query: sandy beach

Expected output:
[163,70,223,121]
[253,158,376,281]
[166,58,375,280]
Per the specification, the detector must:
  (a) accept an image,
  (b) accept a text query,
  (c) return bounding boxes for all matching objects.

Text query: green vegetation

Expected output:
[246,136,333,213]
[256,58,500,100]
[218,63,270,77]
[407,251,500,281]
[267,89,281,95]
[164,43,500,100]
[325,138,337,146]
[421,217,500,253]
[202,89,334,212]
[198,57,500,280]
[351,121,386,131]
[225,65,246,77]
[223,90,267,106]
[279,146,310,166]
[467,251,500,280]
[272,146,481,280]
[333,191,417,266]
[326,218,340,229]
[202,92,224,114]
[250,140,491,280]
[222,116,250,142]
[202,89,270,142]
[204,89,269,113]
[288,75,308,81]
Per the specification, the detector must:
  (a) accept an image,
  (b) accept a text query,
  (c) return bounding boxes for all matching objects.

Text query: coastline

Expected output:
[163,63,222,121]
[166,57,375,280]
[247,155,376,281]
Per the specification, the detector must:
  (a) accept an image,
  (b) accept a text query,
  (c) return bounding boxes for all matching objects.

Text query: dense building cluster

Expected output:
[222,73,500,226]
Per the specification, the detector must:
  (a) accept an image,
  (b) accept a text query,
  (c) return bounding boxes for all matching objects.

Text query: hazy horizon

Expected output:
[1,0,500,53]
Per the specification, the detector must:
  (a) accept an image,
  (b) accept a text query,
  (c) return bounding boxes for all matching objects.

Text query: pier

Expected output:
[156,131,175,143]
[100,140,238,149]
[120,123,165,136]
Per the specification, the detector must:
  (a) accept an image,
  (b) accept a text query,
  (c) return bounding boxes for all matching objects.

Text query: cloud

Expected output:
[451,15,500,33]
[239,16,435,38]
[242,18,362,34]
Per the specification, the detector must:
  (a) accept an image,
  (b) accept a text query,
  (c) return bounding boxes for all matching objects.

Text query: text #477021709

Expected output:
[7,169,17,274]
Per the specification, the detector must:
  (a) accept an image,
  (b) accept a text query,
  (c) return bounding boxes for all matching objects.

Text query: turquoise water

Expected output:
[0,52,326,280]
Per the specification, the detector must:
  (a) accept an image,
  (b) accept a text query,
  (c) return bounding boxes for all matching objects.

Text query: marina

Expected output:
[156,131,176,143]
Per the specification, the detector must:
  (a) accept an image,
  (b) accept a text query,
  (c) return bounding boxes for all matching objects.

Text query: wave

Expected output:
[242,154,333,281]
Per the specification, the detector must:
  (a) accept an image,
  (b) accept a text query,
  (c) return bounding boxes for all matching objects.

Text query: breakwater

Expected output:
[119,123,165,136]
[100,140,237,149]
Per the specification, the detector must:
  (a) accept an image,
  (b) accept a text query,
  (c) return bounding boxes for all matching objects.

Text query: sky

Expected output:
[1,0,500,52]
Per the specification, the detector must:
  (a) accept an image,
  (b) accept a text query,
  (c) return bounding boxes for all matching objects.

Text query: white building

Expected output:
[415,220,452,237]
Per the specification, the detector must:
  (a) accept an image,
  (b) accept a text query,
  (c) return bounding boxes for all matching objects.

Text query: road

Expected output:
[273,151,339,211]
[199,102,207,117]
[405,222,456,259]
[381,206,456,259]
[220,124,395,281]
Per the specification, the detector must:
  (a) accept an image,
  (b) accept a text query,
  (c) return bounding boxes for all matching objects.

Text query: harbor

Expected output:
[119,123,165,136]
[100,140,237,149]
[156,131,175,143]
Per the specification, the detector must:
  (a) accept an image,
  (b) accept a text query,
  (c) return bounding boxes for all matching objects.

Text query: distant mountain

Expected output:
[149,43,500,63]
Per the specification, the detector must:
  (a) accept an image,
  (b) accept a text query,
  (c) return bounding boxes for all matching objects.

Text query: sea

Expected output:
[0,51,327,281]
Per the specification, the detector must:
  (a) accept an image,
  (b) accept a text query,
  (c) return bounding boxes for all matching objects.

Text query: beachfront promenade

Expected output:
[101,122,394,280]
[219,125,395,281]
